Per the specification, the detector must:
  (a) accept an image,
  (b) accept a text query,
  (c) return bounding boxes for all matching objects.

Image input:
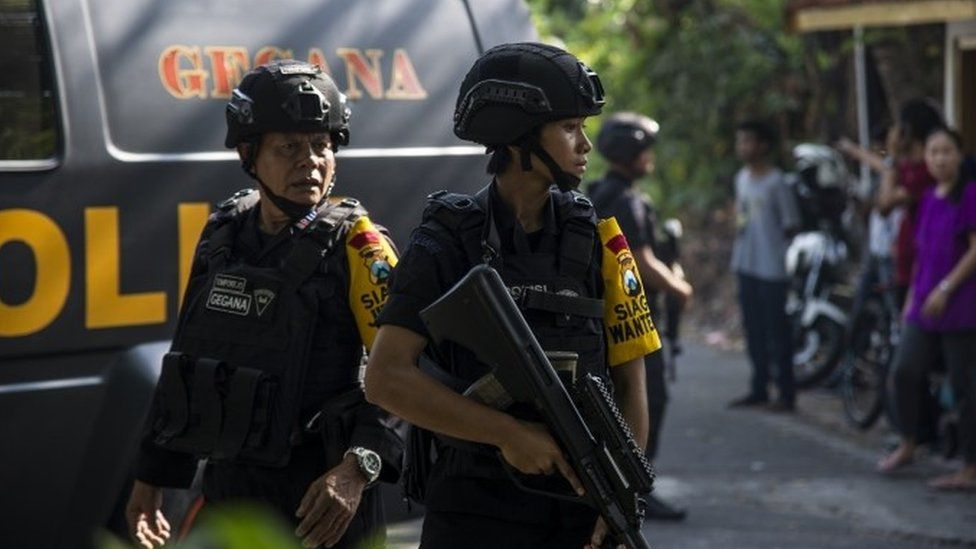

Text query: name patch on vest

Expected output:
[508,284,548,301]
[213,274,247,293]
[207,274,252,316]
[207,290,252,316]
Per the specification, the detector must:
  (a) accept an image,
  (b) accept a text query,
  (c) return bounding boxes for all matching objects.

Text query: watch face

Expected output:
[362,451,382,476]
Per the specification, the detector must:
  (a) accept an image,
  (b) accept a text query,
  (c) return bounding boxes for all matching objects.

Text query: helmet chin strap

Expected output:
[255,179,322,221]
[520,139,581,192]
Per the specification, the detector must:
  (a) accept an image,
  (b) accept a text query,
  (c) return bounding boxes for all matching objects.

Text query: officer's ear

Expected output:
[505,144,521,166]
[236,143,257,175]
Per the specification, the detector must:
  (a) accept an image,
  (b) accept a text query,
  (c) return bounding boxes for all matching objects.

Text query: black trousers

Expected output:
[420,474,597,549]
[738,273,795,404]
[644,348,668,461]
[201,441,385,548]
[891,324,976,464]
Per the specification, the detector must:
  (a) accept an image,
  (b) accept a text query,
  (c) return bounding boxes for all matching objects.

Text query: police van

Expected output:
[0,0,536,545]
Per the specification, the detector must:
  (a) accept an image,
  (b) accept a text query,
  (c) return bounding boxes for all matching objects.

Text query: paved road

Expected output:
[384,342,976,548]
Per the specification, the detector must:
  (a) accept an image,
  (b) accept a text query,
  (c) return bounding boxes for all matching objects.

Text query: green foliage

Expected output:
[97,503,385,549]
[526,0,809,215]
[0,97,56,161]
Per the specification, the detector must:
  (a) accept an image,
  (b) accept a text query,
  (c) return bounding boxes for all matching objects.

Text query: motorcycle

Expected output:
[785,144,854,389]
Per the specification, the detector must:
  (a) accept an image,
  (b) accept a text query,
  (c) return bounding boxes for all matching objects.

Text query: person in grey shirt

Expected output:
[729,120,801,411]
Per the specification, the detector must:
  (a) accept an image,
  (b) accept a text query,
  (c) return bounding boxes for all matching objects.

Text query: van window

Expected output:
[0,0,58,163]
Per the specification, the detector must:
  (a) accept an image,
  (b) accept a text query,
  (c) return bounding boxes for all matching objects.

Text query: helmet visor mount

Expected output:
[578,62,605,109]
[281,81,329,123]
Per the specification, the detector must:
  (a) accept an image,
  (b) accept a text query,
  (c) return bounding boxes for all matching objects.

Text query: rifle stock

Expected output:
[420,264,653,549]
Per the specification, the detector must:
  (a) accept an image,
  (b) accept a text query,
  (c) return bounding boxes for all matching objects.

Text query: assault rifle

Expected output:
[420,264,654,549]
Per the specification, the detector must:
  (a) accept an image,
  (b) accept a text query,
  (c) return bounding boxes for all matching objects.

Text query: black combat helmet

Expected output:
[597,112,659,165]
[453,42,605,190]
[224,60,351,220]
[224,59,350,149]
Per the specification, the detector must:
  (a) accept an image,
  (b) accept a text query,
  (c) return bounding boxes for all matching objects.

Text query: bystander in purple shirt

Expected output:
[906,182,976,330]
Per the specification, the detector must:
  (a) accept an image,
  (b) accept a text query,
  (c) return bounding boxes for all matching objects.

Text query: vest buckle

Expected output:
[481,240,497,265]
[572,193,593,208]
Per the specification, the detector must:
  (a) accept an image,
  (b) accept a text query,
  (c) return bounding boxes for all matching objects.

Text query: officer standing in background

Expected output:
[125,60,402,549]
[587,112,692,521]
[363,43,660,548]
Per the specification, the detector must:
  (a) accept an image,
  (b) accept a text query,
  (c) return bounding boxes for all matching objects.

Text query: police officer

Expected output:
[125,60,402,549]
[364,43,660,548]
[587,112,693,521]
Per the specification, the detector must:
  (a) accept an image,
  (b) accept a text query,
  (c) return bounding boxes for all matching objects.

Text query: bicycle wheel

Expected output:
[841,298,889,429]
[841,353,885,429]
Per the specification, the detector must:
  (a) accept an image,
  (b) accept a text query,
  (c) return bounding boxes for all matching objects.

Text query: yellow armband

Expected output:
[598,217,661,366]
[346,216,398,350]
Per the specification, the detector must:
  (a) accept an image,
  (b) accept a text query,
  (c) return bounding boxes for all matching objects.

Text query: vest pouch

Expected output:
[153,354,226,457]
[153,352,190,442]
[212,365,276,461]
[171,269,320,467]
[166,210,362,468]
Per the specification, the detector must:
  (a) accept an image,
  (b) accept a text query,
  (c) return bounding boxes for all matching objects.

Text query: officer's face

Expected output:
[251,131,336,206]
[537,117,592,179]
[633,147,656,177]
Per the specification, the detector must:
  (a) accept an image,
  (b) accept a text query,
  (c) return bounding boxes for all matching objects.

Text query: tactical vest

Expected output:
[422,185,608,392]
[152,189,366,468]
[400,185,608,494]
[405,185,606,486]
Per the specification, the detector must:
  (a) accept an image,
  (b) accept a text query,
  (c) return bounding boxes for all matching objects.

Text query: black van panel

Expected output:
[0,1,537,544]
[465,0,538,50]
[1,0,536,356]
[88,0,482,154]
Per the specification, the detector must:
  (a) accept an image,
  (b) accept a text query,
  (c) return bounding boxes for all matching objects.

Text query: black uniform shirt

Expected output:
[587,170,658,253]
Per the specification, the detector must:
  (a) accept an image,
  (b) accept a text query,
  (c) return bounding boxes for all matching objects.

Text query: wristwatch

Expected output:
[344,446,382,487]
